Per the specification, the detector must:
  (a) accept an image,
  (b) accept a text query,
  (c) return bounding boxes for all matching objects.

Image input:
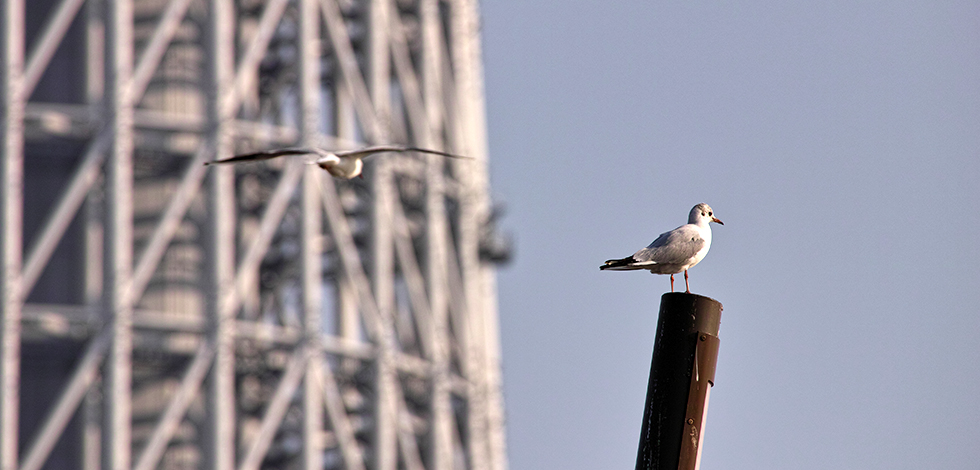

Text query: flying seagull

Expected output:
[204,145,470,179]
[600,203,723,293]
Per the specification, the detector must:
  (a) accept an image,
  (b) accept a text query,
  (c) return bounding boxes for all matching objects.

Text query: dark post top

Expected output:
[659,292,722,337]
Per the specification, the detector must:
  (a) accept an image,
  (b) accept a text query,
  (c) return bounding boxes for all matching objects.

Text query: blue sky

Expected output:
[480,2,980,469]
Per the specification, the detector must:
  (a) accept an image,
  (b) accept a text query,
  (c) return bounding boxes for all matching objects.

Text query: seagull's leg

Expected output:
[684,270,690,293]
[669,274,674,292]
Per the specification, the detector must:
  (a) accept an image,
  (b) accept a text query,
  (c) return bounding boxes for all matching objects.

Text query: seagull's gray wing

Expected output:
[335,145,471,160]
[631,225,705,265]
[204,148,315,166]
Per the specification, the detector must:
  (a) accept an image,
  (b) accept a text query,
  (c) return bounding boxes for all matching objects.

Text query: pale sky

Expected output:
[480,2,980,469]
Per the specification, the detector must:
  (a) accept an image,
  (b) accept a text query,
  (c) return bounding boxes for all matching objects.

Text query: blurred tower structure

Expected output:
[1,0,509,468]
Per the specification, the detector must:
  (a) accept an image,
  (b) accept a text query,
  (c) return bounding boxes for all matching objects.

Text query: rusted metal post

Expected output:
[635,292,722,470]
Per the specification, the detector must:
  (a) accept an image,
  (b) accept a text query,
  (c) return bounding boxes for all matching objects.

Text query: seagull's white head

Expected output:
[689,203,723,226]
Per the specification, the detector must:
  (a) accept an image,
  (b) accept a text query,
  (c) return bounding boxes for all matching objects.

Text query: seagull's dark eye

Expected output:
[709,211,712,216]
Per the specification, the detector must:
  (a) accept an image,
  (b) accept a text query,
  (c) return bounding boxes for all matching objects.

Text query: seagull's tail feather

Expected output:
[599,255,637,271]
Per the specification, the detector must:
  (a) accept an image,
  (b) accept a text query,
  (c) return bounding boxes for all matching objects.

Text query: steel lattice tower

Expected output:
[0,0,508,468]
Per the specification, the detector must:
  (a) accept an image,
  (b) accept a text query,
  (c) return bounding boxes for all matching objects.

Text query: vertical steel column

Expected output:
[450,0,506,466]
[368,0,397,468]
[205,0,237,468]
[333,81,359,346]
[420,1,452,469]
[299,0,324,468]
[85,0,105,104]
[331,31,359,355]
[449,1,492,468]
[481,276,506,470]
[84,4,105,468]
[103,0,135,467]
[459,0,506,465]
[366,0,391,142]
[83,381,102,470]
[0,0,25,468]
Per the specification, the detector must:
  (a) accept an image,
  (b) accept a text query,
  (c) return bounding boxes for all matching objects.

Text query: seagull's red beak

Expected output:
[711,217,724,225]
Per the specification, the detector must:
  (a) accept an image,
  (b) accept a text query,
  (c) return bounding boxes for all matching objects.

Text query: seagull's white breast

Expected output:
[686,233,711,270]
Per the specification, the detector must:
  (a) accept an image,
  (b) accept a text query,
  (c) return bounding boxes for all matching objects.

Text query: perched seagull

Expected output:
[600,203,723,293]
[204,145,470,179]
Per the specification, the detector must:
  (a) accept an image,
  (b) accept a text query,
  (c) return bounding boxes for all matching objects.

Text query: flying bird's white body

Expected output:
[312,152,361,179]
[600,203,723,293]
[204,145,469,179]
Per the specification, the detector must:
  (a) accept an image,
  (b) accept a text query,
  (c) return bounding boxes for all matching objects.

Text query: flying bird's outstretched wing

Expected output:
[204,148,315,166]
[335,146,471,160]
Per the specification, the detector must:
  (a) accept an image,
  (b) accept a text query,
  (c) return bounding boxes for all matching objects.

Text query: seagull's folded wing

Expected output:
[635,226,705,265]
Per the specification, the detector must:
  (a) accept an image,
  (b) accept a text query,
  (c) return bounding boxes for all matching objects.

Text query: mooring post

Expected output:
[635,292,723,470]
